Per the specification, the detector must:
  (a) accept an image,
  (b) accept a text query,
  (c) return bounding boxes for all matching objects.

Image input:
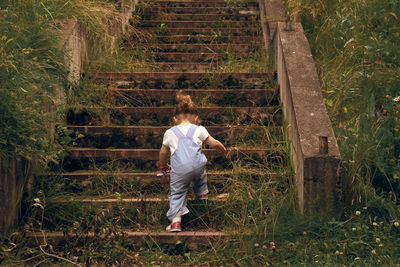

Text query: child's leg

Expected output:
[192,167,208,197]
[166,172,191,221]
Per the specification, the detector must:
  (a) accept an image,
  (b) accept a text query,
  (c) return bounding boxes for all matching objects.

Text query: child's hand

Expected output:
[218,148,227,157]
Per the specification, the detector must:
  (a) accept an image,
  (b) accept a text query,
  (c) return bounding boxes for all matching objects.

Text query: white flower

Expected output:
[356,211,361,216]
[379,243,384,247]
[373,222,378,226]
[352,227,357,231]
[335,250,340,255]
[354,257,360,261]
[371,249,376,255]
[393,96,400,102]
[375,238,380,243]
[394,221,399,227]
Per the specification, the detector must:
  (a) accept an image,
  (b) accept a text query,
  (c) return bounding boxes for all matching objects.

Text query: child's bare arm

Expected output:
[159,145,170,168]
[205,136,226,156]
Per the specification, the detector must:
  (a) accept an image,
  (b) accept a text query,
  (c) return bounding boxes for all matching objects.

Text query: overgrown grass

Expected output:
[0,0,124,164]
[4,0,400,265]
[285,0,400,204]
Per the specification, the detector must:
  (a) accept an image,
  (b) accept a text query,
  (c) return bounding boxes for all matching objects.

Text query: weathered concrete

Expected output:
[261,0,341,215]
[258,0,286,49]
[60,0,136,83]
[60,19,86,84]
[0,158,31,235]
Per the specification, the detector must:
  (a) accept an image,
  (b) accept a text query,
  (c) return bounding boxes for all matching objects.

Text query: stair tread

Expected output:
[31,231,226,237]
[49,196,228,203]
[50,169,274,176]
[95,71,270,78]
[29,231,228,244]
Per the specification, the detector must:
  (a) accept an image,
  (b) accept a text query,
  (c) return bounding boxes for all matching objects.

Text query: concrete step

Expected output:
[68,147,282,161]
[68,125,284,149]
[95,71,270,80]
[30,197,231,231]
[62,146,285,172]
[66,106,281,126]
[138,43,261,53]
[67,125,282,136]
[43,170,280,196]
[140,27,261,36]
[151,62,218,72]
[147,6,258,14]
[108,88,278,106]
[145,35,262,44]
[30,231,227,245]
[142,13,259,21]
[151,52,239,62]
[138,20,257,28]
[95,72,274,89]
[153,0,258,8]
[51,170,278,183]
[48,196,226,204]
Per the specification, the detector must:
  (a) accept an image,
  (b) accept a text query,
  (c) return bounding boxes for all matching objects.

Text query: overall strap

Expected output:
[186,125,197,139]
[171,126,185,139]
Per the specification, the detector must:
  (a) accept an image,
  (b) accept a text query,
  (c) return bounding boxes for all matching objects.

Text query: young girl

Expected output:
[157,92,226,232]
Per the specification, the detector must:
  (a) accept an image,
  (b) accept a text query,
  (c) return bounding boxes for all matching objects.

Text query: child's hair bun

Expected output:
[175,91,198,115]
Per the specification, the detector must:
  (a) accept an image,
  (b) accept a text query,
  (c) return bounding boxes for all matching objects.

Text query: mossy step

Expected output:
[138,20,257,28]
[147,7,258,14]
[68,125,284,149]
[48,170,279,182]
[150,52,254,62]
[142,13,259,21]
[67,125,282,136]
[41,169,284,199]
[62,153,288,172]
[66,106,281,126]
[143,35,262,45]
[68,147,283,161]
[49,196,227,204]
[140,27,261,35]
[95,71,271,80]
[108,88,278,107]
[153,1,258,8]
[149,62,218,72]
[29,231,227,245]
[134,43,261,53]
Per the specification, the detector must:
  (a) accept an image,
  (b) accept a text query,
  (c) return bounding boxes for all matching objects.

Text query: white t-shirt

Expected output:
[162,124,210,155]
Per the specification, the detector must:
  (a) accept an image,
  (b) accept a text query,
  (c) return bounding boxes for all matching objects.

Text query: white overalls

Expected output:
[166,125,209,221]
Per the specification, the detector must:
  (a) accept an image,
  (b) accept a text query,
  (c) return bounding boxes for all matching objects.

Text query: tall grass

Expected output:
[285,0,400,205]
[0,0,124,164]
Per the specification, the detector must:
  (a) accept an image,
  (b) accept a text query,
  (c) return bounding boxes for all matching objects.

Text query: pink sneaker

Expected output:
[154,166,170,177]
[166,222,181,232]
[197,194,208,200]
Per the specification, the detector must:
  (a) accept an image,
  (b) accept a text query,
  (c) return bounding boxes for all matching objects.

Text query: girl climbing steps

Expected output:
[158,92,226,232]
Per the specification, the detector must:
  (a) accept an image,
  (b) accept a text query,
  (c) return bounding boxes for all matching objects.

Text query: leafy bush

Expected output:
[285,0,400,202]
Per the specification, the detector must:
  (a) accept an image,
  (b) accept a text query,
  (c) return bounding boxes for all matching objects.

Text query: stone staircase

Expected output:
[32,0,291,246]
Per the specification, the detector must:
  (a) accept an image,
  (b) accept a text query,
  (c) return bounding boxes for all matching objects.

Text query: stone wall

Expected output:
[261,0,342,215]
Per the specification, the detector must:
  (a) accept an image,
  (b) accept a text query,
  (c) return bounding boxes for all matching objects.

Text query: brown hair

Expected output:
[174,91,198,116]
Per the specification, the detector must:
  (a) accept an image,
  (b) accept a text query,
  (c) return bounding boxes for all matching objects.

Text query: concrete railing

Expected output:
[0,0,136,236]
[260,0,342,215]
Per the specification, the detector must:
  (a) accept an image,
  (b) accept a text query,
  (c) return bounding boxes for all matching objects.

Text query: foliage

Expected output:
[285,0,400,202]
[0,0,122,164]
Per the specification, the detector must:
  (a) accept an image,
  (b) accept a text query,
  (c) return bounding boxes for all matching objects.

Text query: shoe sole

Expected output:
[167,228,182,232]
